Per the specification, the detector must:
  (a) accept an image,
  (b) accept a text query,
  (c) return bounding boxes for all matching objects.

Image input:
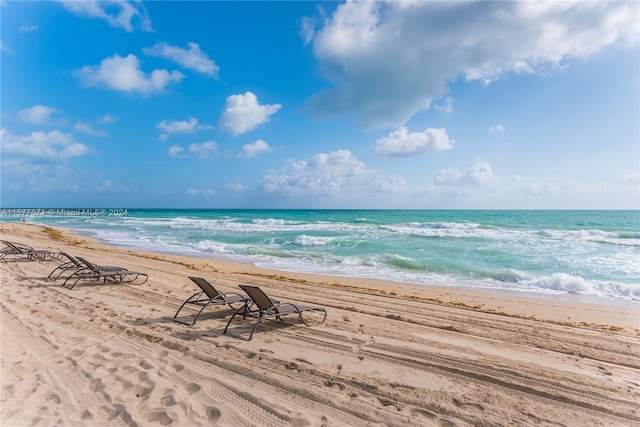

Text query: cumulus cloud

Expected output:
[219,92,281,136]
[74,122,108,137]
[435,162,499,188]
[17,105,61,125]
[99,114,118,123]
[167,145,184,157]
[262,149,403,197]
[238,139,272,158]
[305,1,639,128]
[375,127,453,156]
[143,42,219,77]
[58,0,152,32]
[167,140,218,159]
[489,124,506,133]
[0,129,89,161]
[75,54,184,95]
[188,141,218,159]
[156,117,212,140]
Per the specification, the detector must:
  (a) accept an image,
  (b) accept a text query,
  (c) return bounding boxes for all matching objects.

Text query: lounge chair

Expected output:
[173,277,249,325]
[47,252,85,280]
[223,285,327,340]
[47,252,127,281]
[0,240,61,261]
[61,256,148,289]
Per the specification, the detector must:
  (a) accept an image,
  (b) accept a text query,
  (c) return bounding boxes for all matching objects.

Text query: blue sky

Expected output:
[1,1,638,209]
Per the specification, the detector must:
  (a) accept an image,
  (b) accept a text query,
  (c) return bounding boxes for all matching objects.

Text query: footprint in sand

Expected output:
[139,360,153,370]
[160,394,177,407]
[144,410,172,425]
[89,378,105,392]
[70,349,85,357]
[185,383,200,394]
[89,405,122,423]
[120,384,154,400]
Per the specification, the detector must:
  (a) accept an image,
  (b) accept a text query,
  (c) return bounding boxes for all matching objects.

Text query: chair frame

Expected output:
[0,240,61,261]
[47,252,89,281]
[61,256,148,289]
[224,284,327,340]
[173,277,249,325]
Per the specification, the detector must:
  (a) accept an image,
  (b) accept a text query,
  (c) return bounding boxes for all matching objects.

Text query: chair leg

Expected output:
[247,314,265,341]
[223,302,250,335]
[173,293,206,325]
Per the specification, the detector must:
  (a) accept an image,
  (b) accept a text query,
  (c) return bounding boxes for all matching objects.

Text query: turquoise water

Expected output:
[5,209,639,302]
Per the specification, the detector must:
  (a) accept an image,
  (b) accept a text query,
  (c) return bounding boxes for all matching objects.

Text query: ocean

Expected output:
[5,209,639,304]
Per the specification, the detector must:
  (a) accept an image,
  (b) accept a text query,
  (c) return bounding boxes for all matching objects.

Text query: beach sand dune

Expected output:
[1,223,639,426]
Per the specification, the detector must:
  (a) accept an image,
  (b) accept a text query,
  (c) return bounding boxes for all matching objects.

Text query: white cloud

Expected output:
[168,140,218,159]
[156,117,212,140]
[143,42,219,77]
[222,182,247,192]
[167,145,184,157]
[0,159,83,193]
[58,0,152,32]
[0,129,89,161]
[238,139,272,158]
[616,172,640,189]
[75,54,184,95]
[97,179,114,192]
[306,1,640,128]
[219,92,281,136]
[435,162,499,188]
[299,16,316,45]
[17,105,61,125]
[19,22,38,32]
[188,141,218,159]
[99,114,118,123]
[433,97,454,114]
[375,127,453,156]
[489,125,506,133]
[157,117,198,134]
[186,187,216,196]
[262,149,403,197]
[74,122,108,137]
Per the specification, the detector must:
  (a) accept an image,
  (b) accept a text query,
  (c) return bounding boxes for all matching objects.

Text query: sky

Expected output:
[1,0,639,209]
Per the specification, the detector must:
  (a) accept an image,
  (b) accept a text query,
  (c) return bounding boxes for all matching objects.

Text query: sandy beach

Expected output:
[1,222,639,426]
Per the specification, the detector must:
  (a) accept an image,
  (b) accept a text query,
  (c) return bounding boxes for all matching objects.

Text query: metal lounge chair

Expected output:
[62,256,148,289]
[0,240,61,261]
[173,277,249,325]
[47,252,126,281]
[47,252,87,281]
[223,285,327,341]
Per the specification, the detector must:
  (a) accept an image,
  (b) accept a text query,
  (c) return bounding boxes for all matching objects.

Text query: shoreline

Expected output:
[2,222,639,426]
[5,222,640,329]
[46,222,640,311]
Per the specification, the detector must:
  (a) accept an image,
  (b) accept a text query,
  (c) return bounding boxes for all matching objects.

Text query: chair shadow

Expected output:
[138,307,237,326]
[163,310,297,341]
[12,275,64,288]
[215,317,296,341]
[1,257,59,263]
[29,279,141,290]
